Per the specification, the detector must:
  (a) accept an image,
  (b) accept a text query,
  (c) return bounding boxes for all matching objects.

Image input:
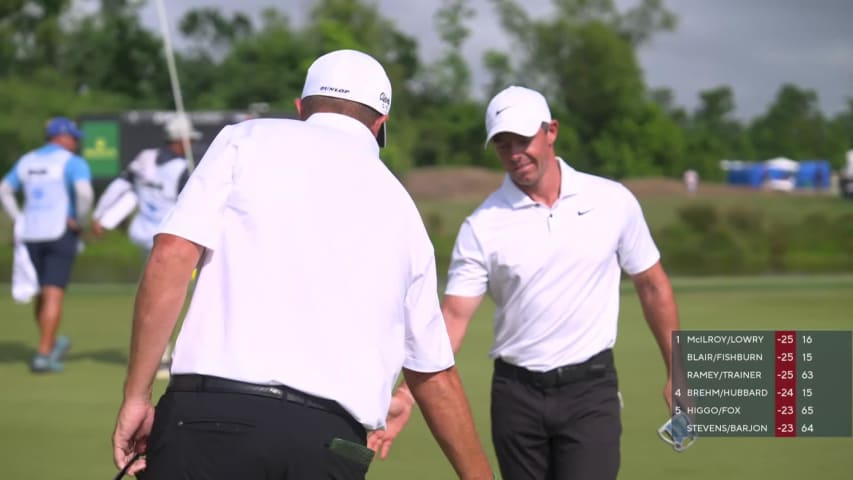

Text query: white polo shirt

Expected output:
[158,114,454,430]
[446,158,659,371]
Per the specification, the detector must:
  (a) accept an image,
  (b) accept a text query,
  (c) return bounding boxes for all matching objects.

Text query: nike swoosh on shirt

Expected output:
[577,208,594,216]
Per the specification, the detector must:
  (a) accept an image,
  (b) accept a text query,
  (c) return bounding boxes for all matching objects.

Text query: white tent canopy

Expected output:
[765,157,799,171]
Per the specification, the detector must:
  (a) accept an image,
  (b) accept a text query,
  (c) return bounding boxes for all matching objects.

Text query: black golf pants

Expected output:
[140,377,369,479]
[491,355,622,480]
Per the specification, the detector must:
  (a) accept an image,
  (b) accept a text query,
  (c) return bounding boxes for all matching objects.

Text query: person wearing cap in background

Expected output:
[0,116,94,373]
[91,113,201,254]
[91,113,202,380]
[111,49,493,480]
[376,85,682,479]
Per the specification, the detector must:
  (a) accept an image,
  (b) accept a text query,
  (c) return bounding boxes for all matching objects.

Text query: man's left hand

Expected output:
[67,218,81,233]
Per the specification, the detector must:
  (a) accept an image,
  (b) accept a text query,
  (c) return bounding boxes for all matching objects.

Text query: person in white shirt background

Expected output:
[91,114,201,255]
[111,49,493,480]
[91,113,202,380]
[683,168,699,194]
[0,116,94,373]
[374,85,681,480]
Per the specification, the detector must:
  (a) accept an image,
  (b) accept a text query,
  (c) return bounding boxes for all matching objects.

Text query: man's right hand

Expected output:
[91,220,105,239]
[367,385,415,459]
[112,398,155,476]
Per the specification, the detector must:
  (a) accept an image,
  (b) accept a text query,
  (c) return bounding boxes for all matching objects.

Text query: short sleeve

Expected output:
[616,187,660,275]
[444,220,489,297]
[157,125,236,249]
[66,155,92,182]
[402,250,455,373]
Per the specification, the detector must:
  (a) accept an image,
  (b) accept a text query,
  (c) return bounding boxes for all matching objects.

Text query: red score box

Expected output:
[775,330,797,437]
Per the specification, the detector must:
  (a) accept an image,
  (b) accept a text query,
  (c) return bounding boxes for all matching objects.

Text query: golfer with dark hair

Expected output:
[373,85,681,480]
[111,49,493,479]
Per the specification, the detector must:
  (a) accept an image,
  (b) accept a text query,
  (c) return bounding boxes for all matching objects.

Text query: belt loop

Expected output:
[554,367,565,387]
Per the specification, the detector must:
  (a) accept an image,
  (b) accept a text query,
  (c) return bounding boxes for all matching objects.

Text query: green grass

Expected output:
[3,179,852,281]
[416,190,853,241]
[639,193,853,231]
[1,276,851,479]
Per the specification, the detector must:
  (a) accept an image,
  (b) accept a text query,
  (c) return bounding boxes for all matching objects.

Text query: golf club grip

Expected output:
[113,453,142,480]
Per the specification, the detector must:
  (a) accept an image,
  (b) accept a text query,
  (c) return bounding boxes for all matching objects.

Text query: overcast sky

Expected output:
[130,0,852,120]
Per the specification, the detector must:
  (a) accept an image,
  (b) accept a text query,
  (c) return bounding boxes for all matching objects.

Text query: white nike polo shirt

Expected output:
[159,114,454,430]
[446,158,660,371]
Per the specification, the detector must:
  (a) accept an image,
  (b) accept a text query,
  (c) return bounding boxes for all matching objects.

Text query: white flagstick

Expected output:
[154,0,195,173]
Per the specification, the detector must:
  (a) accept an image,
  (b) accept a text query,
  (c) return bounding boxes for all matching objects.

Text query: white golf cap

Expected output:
[301,49,392,147]
[165,114,202,141]
[484,85,552,147]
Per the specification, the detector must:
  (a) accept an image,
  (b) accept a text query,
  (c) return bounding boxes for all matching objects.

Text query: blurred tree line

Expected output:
[1,0,852,180]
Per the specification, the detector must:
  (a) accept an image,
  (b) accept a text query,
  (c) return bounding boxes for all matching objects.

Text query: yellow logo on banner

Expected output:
[81,119,120,177]
[84,137,118,160]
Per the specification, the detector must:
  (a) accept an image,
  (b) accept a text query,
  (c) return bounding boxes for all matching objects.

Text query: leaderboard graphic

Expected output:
[672,330,852,437]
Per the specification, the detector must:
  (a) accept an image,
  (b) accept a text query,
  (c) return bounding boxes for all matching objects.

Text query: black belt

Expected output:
[494,349,614,389]
[167,374,351,420]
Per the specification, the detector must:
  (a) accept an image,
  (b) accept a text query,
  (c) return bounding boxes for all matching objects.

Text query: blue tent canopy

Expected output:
[726,163,766,188]
[724,159,832,190]
[796,160,831,189]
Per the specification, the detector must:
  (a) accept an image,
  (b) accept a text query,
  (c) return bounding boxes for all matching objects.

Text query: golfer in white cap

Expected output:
[379,85,681,480]
[112,49,493,480]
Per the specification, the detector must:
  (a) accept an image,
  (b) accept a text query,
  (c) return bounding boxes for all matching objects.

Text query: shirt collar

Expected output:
[40,143,63,154]
[499,157,581,209]
[305,113,380,156]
